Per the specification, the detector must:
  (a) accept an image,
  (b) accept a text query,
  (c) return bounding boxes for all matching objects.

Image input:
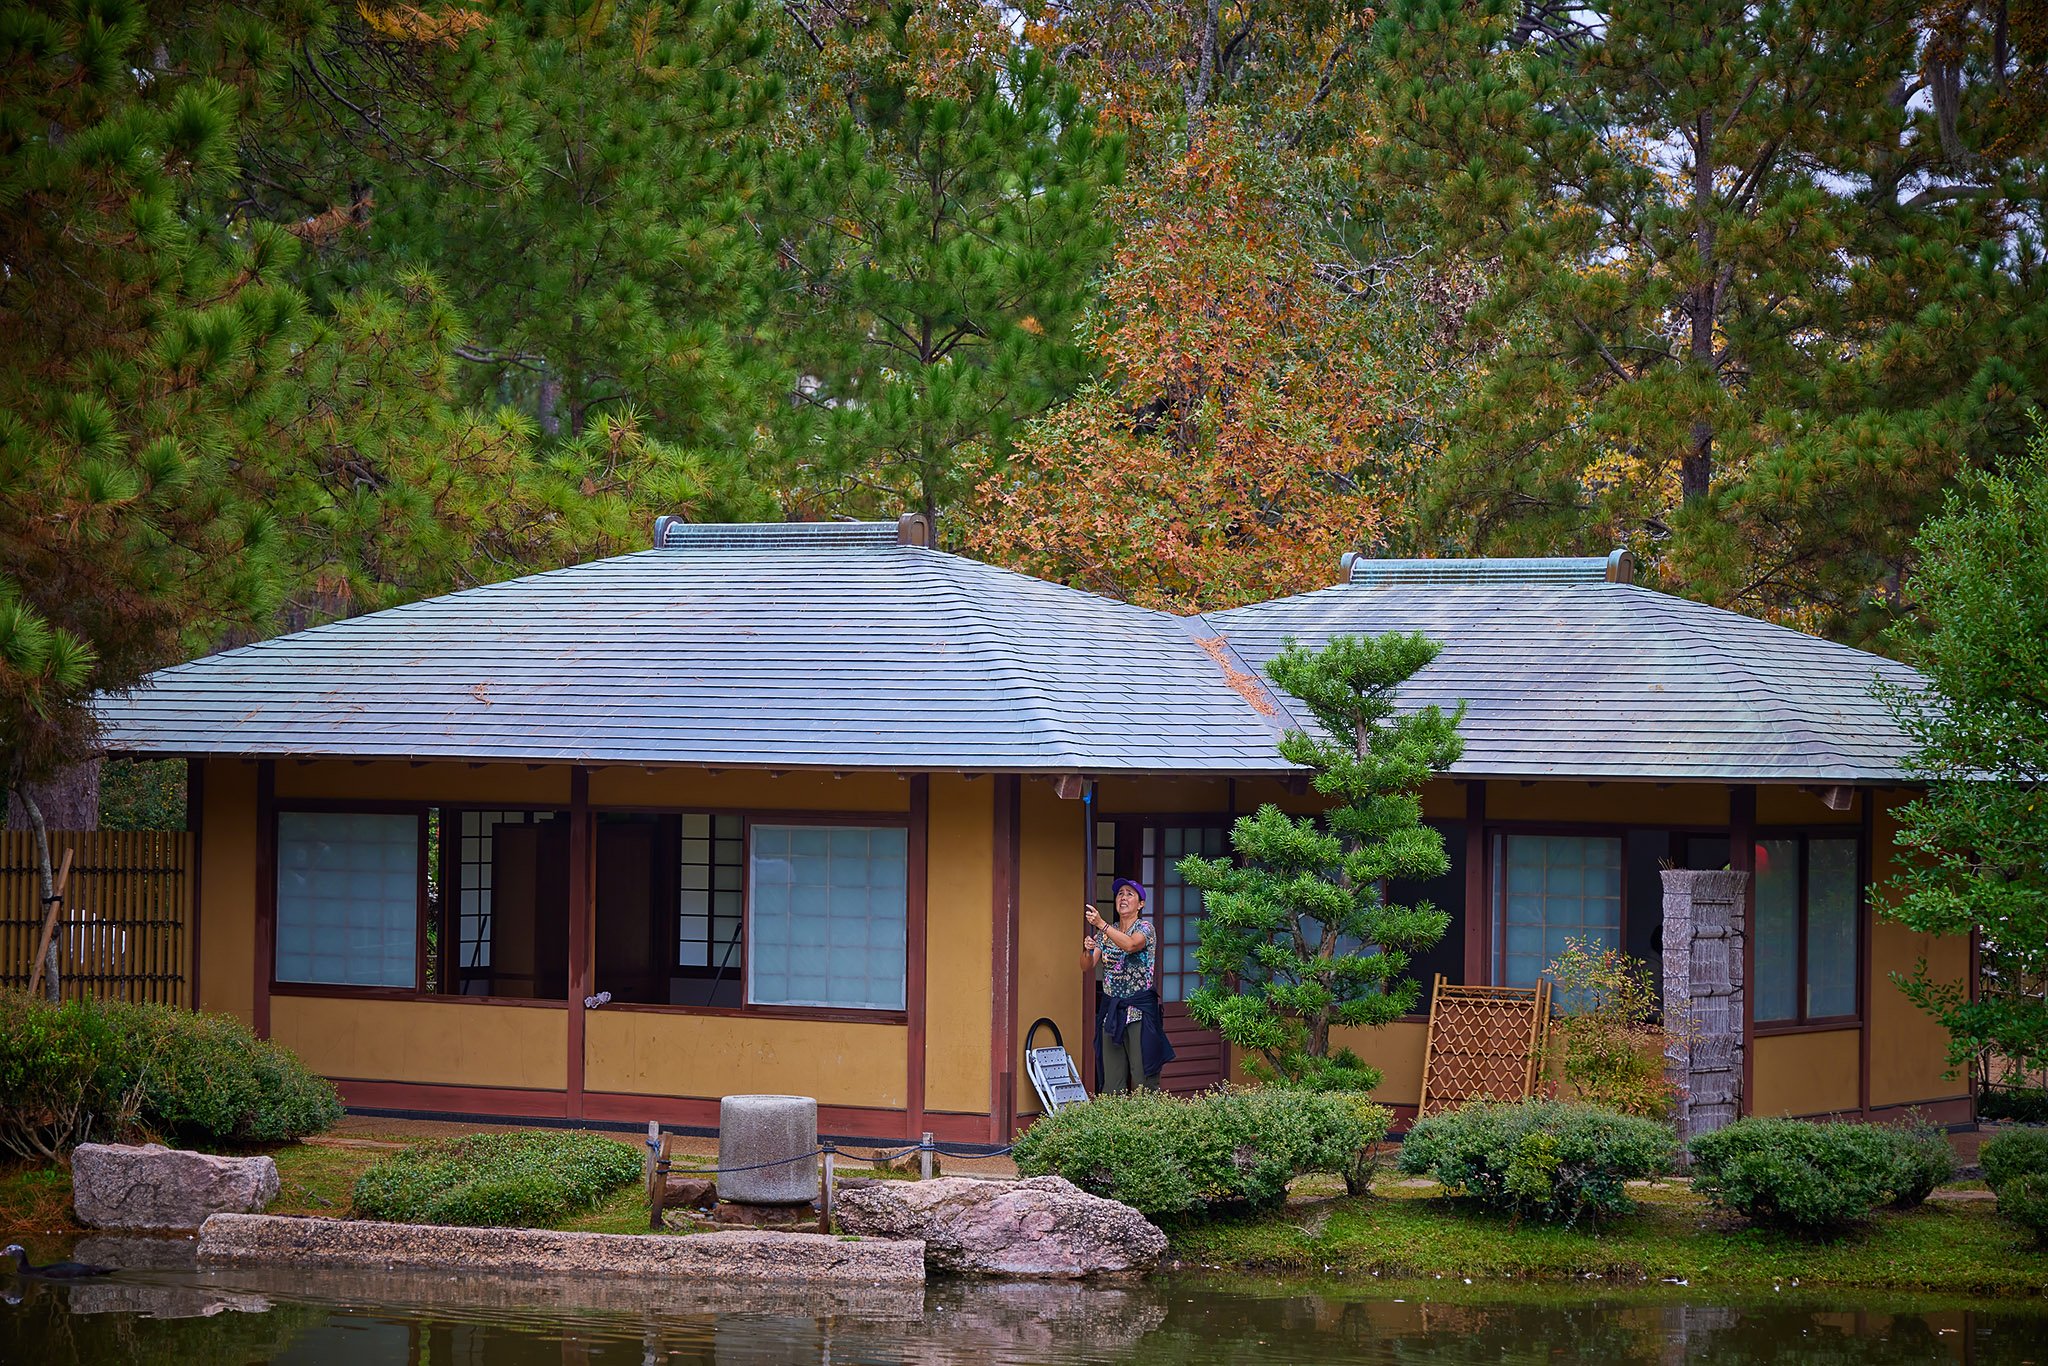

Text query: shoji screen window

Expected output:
[276,812,419,988]
[748,825,908,1011]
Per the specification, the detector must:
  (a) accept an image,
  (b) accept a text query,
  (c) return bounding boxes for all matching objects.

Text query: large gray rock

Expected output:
[197,1214,924,1284]
[834,1175,1166,1278]
[718,1094,818,1204]
[71,1143,279,1231]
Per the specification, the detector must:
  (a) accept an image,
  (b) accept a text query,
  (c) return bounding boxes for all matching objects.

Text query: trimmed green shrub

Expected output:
[351,1131,644,1227]
[0,990,339,1156]
[1885,1116,1959,1210]
[0,993,147,1161]
[1397,1100,1675,1225]
[1981,1128,2048,1245]
[1688,1117,1934,1234]
[1012,1087,1391,1220]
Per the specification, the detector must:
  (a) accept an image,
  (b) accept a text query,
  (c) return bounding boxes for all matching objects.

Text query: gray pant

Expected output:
[1100,1018,1153,1094]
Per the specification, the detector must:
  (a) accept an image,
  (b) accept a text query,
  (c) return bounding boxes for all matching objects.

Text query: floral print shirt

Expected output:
[1096,917,1155,998]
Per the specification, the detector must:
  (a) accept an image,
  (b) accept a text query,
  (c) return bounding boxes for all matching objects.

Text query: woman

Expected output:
[1085,878,1175,1092]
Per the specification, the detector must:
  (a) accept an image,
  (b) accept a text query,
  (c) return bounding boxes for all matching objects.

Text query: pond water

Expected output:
[2,1238,2043,1364]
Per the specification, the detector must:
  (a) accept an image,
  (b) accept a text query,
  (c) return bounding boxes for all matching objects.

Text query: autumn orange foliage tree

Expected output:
[969,124,1411,611]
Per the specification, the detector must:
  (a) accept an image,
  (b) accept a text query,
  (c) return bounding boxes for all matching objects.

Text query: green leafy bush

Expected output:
[352,1131,644,1227]
[0,991,338,1156]
[1397,1100,1674,1225]
[1543,939,1694,1119]
[1012,1087,1391,1220]
[1688,1118,1938,1233]
[1979,1087,2048,1125]
[1885,1116,1958,1210]
[0,993,146,1161]
[1981,1128,2048,1244]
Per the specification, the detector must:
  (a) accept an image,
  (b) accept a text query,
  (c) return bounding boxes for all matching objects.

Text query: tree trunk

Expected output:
[5,759,100,830]
[537,369,562,438]
[16,785,60,1003]
[1684,108,1718,505]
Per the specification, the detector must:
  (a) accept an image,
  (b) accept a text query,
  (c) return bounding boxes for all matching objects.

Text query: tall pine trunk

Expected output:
[14,784,60,1003]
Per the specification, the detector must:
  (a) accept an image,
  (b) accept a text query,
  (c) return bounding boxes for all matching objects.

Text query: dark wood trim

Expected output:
[272,797,434,815]
[254,760,276,1039]
[269,983,568,1009]
[594,804,911,824]
[1753,1018,1861,1037]
[436,807,457,996]
[333,1078,570,1120]
[1858,791,1875,1116]
[907,775,929,1137]
[593,1001,908,1025]
[1730,784,1757,1117]
[186,757,204,1011]
[990,774,1022,1143]
[1081,783,1098,1094]
[1463,781,1486,985]
[566,766,591,1120]
[1751,827,1868,1029]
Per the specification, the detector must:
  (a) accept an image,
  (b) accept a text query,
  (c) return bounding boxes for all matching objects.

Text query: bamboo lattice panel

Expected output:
[1,831,192,1006]
[1417,975,1552,1117]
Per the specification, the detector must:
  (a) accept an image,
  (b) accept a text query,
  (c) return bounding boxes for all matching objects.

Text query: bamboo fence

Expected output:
[1,830,192,1006]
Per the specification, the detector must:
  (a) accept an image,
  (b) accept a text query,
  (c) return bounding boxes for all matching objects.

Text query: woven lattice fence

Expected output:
[1417,975,1553,1116]
[1,831,192,1006]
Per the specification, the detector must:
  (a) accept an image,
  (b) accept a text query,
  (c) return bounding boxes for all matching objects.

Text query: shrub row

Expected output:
[1982,1128,2048,1245]
[1012,1087,1392,1219]
[351,1131,645,1227]
[0,990,340,1160]
[1686,1116,1956,1233]
[1397,1101,1674,1225]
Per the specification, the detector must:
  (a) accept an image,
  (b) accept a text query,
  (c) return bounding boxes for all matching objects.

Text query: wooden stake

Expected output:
[919,1131,934,1181]
[26,848,74,999]
[649,1132,672,1231]
[818,1144,836,1234]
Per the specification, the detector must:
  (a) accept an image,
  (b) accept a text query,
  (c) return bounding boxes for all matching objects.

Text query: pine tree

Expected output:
[1368,0,2048,641]
[1879,422,2048,1080]
[1179,634,1465,1092]
[404,0,783,468]
[764,16,1123,523]
[1,1,292,944]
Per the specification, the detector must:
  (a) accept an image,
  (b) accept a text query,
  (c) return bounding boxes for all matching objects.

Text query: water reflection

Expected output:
[1,1262,2041,1364]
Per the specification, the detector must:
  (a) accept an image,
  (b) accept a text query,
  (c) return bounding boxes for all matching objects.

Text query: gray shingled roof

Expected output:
[96,523,1290,774]
[1205,579,1926,783]
[97,523,1928,782]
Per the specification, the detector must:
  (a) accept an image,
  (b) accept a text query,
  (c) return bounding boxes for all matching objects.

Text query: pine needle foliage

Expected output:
[1180,633,1465,1091]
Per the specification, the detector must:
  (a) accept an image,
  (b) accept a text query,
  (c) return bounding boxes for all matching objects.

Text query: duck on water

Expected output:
[3,1245,114,1279]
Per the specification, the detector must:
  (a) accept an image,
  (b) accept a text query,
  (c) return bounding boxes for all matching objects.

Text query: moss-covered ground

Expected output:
[1168,1177,2048,1297]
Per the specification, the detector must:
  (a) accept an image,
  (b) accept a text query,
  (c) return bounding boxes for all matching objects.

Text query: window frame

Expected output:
[584,805,914,1025]
[269,799,437,1001]
[1750,825,1866,1034]
[1488,826,1629,990]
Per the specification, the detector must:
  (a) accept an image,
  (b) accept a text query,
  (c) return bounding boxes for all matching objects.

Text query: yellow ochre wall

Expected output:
[584,1011,905,1108]
[1867,788,1970,1110]
[273,995,568,1090]
[1016,779,1090,1118]
[923,774,994,1117]
[1751,1030,1861,1117]
[197,760,258,1022]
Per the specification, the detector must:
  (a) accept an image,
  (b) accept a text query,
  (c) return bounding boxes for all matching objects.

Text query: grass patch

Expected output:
[1169,1181,2048,1296]
[351,1131,643,1227]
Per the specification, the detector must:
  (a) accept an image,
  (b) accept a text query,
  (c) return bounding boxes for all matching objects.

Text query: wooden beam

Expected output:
[1463,781,1488,985]
[566,765,591,1121]
[187,757,204,1011]
[255,760,276,1038]
[989,775,1022,1142]
[1730,783,1757,1117]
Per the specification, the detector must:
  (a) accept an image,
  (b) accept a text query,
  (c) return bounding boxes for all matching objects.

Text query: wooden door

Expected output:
[1142,823,1231,1093]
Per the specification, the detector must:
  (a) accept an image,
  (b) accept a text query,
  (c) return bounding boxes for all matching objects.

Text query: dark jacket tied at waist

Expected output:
[1097,986,1177,1084]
